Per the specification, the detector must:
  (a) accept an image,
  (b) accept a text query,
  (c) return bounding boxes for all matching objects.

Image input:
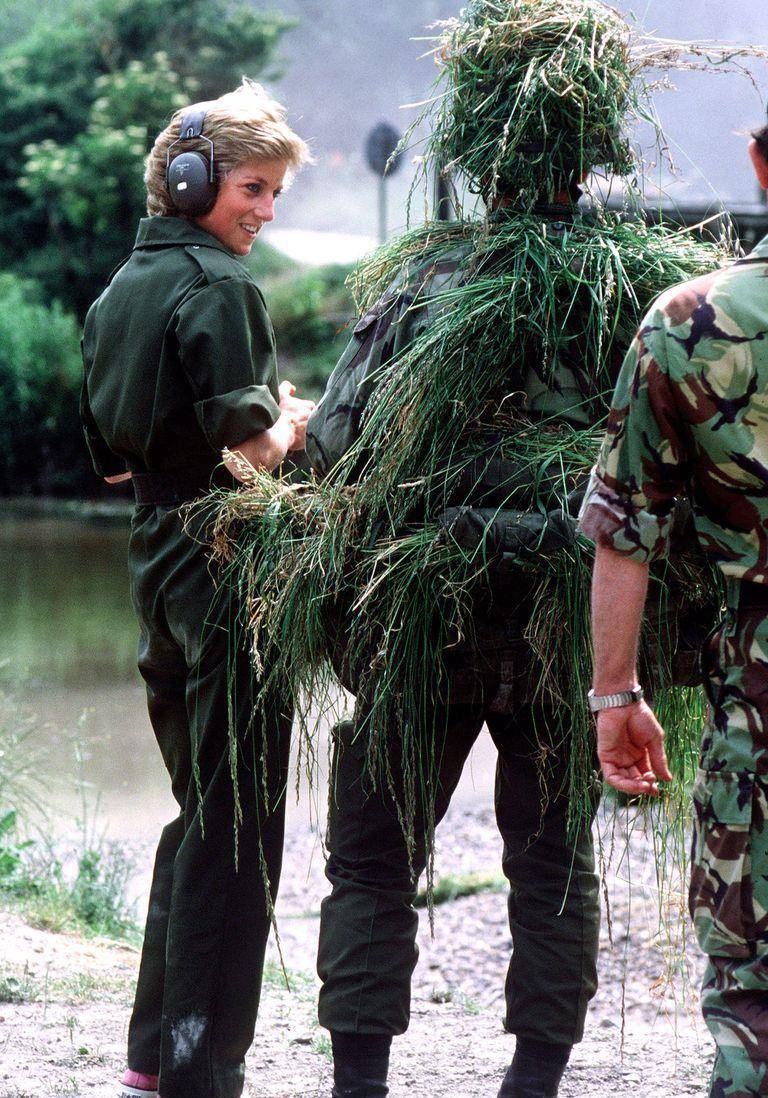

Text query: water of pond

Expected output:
[1,509,495,902]
[0,512,176,856]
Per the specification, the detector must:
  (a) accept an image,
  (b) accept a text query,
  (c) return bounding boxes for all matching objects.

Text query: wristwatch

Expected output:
[587,685,644,713]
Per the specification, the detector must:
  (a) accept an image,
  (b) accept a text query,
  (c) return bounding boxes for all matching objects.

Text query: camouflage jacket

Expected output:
[579,235,768,584]
[306,204,597,480]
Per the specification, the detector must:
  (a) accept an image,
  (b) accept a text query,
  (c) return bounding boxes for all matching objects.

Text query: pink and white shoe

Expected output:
[118,1069,159,1097]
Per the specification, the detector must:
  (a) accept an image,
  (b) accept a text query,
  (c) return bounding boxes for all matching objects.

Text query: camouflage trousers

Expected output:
[692,579,768,1098]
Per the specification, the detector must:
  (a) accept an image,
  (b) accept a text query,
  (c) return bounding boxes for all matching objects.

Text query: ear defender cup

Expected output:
[167,151,217,215]
[165,105,217,216]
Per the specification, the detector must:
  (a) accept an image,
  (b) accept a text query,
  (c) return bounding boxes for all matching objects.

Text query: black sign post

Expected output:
[365,122,403,243]
[434,160,454,222]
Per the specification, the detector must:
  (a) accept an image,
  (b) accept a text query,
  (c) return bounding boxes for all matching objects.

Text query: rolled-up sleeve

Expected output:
[79,375,125,478]
[578,307,690,563]
[175,277,281,452]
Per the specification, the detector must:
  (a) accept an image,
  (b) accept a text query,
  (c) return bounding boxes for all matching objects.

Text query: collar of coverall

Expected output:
[746,232,768,262]
[132,215,246,259]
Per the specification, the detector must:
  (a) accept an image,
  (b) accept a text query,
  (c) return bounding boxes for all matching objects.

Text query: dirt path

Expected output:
[2,804,713,1098]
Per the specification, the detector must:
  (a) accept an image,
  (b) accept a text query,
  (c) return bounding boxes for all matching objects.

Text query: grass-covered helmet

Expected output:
[430,0,636,201]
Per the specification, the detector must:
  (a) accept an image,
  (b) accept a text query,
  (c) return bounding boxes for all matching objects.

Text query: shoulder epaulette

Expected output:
[183,244,251,287]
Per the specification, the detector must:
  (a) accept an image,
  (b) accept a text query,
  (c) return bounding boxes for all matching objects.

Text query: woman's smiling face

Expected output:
[194,158,287,255]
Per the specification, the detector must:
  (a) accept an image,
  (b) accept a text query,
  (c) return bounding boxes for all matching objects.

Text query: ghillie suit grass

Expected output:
[208,1,762,890]
[212,216,725,859]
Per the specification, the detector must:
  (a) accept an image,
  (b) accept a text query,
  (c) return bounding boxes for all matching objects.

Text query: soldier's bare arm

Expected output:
[591,544,672,795]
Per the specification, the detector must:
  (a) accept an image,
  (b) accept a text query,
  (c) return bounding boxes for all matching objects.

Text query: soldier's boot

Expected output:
[330,1032,390,1098]
[496,1074,555,1098]
[496,1039,571,1098]
[331,1065,389,1098]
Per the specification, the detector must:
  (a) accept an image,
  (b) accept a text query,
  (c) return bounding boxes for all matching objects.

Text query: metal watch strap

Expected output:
[587,685,644,713]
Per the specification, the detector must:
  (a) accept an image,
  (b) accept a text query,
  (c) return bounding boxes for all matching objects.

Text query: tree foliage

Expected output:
[0,0,293,314]
[0,273,88,495]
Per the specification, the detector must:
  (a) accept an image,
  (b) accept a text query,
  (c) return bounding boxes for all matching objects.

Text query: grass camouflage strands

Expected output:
[210,212,728,856]
[426,0,636,202]
[340,213,728,541]
[407,0,768,207]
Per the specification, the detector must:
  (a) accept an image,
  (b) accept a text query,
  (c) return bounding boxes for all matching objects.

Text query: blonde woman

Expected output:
[80,81,312,1098]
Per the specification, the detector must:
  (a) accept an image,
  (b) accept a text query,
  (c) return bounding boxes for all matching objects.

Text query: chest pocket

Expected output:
[347,294,409,374]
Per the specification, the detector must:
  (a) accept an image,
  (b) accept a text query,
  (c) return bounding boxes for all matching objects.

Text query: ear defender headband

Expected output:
[166,106,217,216]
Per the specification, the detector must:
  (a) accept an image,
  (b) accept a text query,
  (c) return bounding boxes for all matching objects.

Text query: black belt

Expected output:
[132,466,234,506]
[732,578,768,612]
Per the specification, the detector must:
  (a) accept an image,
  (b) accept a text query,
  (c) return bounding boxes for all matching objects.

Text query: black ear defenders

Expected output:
[166,106,217,216]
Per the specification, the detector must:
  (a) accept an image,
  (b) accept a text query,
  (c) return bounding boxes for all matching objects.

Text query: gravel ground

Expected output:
[1,802,713,1098]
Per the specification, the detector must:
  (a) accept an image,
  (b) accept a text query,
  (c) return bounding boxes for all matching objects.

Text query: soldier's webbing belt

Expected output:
[732,578,768,612]
[438,496,582,559]
[132,465,235,506]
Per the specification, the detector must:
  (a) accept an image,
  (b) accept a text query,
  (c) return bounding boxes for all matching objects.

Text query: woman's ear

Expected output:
[748,138,768,190]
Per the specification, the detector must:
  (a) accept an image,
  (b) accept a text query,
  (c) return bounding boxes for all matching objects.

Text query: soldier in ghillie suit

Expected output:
[296,5,731,1097]
[307,209,602,1098]
[209,3,752,1095]
[581,122,768,1098]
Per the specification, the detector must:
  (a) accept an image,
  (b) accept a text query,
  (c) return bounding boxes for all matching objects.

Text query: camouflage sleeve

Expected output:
[306,292,409,477]
[578,304,692,562]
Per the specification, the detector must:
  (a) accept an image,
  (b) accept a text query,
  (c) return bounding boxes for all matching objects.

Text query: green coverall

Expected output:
[81,216,292,1098]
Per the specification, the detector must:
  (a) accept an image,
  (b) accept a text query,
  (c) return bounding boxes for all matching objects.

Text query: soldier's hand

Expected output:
[279,379,315,426]
[597,700,673,797]
[288,417,308,452]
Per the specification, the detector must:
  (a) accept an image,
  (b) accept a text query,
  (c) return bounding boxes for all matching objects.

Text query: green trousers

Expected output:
[317,695,600,1044]
[692,580,768,1098]
[126,505,292,1098]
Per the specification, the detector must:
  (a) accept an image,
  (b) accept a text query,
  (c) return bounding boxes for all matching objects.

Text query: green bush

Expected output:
[248,238,302,282]
[0,683,138,938]
[0,809,32,886]
[261,263,355,399]
[0,0,293,315]
[267,265,352,351]
[0,272,90,495]
[1,836,139,940]
[69,845,137,937]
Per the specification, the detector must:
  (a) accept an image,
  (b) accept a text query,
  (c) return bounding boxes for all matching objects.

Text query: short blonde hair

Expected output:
[145,78,311,216]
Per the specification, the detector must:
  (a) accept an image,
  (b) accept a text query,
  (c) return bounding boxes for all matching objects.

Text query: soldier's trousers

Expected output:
[692,579,768,1098]
[126,505,292,1098]
[317,697,600,1045]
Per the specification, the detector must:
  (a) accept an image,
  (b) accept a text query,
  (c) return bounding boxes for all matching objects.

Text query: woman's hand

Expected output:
[223,411,297,479]
[222,379,315,478]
